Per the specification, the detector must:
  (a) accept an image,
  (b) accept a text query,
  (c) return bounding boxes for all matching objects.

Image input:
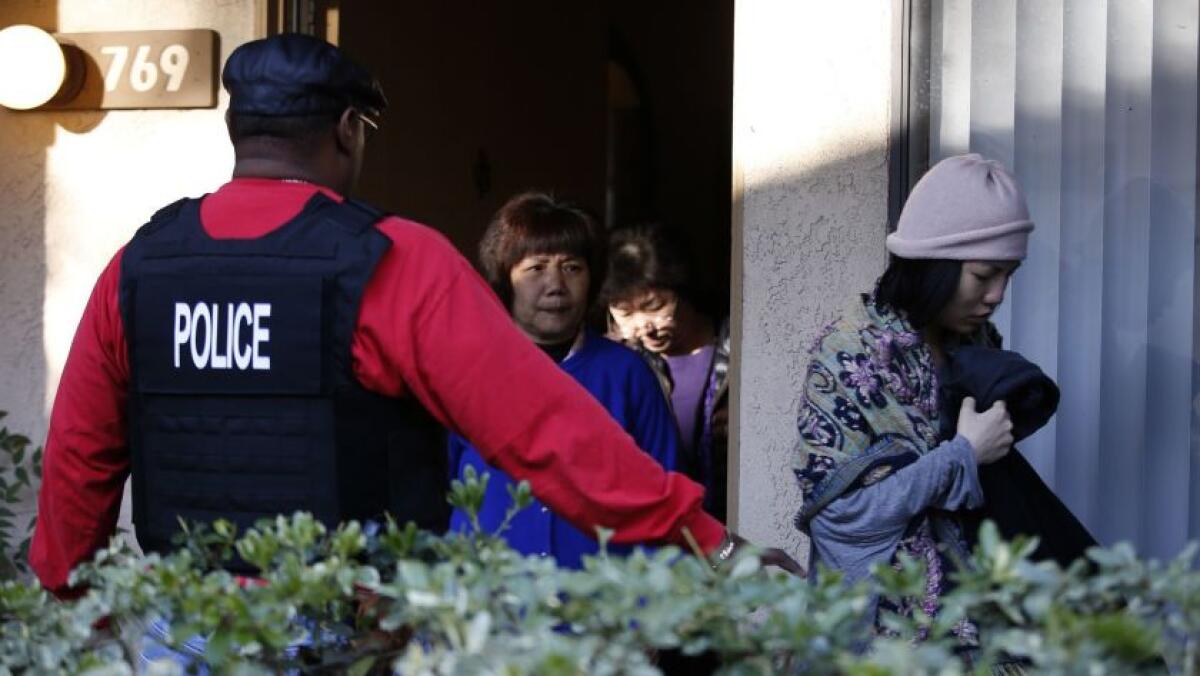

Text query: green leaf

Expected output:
[977,520,1000,558]
[728,553,761,579]
[1086,612,1162,662]
[206,627,233,665]
[346,656,376,676]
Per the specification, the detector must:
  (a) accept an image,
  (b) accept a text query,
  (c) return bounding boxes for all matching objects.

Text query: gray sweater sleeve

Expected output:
[808,435,983,582]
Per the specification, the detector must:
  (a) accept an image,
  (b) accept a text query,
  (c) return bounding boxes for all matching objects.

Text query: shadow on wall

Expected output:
[0,9,59,453]
[0,4,57,519]
[731,144,891,563]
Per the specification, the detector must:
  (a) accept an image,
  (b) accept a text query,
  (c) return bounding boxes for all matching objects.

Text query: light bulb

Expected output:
[0,25,66,110]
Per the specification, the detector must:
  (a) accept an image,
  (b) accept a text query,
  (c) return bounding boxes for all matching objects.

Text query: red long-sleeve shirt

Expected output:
[30,178,724,593]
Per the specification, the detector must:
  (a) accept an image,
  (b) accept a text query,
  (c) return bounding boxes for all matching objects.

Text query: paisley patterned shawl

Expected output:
[793,293,1008,655]
[792,293,945,530]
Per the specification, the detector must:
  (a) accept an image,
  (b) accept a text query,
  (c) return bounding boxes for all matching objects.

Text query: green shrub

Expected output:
[1,465,1198,675]
[0,411,41,581]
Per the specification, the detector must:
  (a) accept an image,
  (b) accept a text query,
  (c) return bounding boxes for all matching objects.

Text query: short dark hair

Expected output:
[478,192,605,308]
[600,223,695,306]
[873,256,962,329]
[227,112,340,146]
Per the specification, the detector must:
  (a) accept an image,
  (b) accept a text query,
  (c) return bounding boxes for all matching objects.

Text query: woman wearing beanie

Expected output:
[792,154,1028,638]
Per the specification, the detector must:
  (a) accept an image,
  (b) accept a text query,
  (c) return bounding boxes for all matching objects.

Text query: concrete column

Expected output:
[730,0,893,561]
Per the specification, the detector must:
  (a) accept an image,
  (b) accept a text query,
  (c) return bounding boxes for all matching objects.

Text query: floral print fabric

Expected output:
[794,294,941,489]
[793,293,978,630]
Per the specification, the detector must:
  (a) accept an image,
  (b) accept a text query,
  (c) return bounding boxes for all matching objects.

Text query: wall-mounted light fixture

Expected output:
[0,26,216,111]
[0,25,76,110]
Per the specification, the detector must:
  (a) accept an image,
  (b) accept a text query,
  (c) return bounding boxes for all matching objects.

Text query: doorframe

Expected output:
[262,0,335,42]
[888,0,931,228]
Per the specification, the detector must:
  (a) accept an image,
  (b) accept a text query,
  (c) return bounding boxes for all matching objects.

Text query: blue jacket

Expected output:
[448,332,681,568]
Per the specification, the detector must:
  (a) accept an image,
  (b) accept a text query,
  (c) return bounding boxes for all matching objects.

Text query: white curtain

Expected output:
[927,0,1200,559]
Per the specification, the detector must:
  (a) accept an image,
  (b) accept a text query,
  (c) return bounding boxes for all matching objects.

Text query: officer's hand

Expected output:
[758,544,806,576]
[712,531,806,576]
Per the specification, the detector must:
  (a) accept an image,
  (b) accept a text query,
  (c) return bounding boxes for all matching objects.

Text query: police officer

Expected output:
[30,34,801,592]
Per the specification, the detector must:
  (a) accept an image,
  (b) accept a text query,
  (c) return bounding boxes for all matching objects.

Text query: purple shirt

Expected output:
[665,344,716,456]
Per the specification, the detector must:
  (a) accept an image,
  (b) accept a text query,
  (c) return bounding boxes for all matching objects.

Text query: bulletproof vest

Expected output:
[118,193,449,561]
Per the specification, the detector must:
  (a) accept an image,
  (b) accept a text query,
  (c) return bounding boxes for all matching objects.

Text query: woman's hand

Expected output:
[957,396,1013,465]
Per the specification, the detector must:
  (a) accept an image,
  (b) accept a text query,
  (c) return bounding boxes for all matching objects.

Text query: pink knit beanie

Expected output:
[886,154,1033,261]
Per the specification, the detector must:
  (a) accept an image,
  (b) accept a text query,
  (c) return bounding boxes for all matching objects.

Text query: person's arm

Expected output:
[29,252,131,595]
[352,220,725,553]
[808,435,982,580]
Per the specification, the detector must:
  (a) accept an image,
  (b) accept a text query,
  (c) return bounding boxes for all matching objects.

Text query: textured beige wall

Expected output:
[0,1,260,550]
[730,1,893,561]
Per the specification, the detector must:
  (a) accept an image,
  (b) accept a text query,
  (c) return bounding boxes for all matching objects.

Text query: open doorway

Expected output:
[283,1,734,315]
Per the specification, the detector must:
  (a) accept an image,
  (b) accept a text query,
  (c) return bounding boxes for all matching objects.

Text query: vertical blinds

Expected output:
[927,0,1199,559]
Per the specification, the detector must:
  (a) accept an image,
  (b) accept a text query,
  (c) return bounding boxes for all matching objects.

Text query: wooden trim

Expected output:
[727,144,745,530]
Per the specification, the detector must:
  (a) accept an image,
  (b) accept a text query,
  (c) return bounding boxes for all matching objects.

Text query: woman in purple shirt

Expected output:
[602,224,731,521]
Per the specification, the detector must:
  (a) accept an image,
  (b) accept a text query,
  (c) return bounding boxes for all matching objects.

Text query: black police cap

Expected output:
[222,33,387,118]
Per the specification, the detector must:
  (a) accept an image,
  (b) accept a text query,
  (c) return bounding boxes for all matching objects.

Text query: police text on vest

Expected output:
[174,302,271,370]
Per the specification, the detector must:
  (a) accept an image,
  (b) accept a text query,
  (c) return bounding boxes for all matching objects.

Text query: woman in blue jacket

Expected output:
[448,192,681,569]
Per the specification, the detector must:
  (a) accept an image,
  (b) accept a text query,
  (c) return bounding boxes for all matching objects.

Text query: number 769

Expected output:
[99,44,190,93]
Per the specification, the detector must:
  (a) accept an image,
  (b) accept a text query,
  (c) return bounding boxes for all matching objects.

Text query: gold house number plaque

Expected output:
[53,29,218,109]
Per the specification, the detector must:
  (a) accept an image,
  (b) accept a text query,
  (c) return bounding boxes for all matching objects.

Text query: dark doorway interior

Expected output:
[329,2,733,312]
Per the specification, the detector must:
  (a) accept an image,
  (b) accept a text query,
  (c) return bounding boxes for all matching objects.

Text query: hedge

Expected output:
[0,464,1197,675]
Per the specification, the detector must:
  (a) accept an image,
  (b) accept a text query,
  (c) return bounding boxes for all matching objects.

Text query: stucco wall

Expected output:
[0,1,261,550]
[730,1,893,561]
